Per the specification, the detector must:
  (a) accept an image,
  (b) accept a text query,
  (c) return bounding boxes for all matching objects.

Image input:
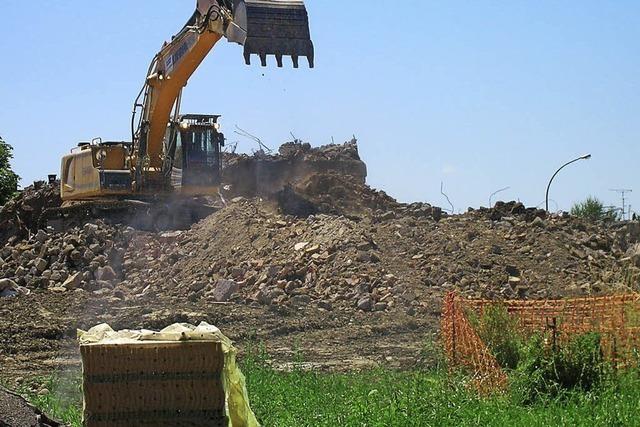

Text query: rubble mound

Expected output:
[0,181,62,246]
[222,139,368,202]
[470,201,547,222]
[291,172,400,217]
[0,220,129,294]
[110,199,640,313]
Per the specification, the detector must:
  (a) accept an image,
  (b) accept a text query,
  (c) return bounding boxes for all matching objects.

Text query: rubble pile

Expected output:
[1,139,640,383]
[104,198,639,315]
[222,139,367,200]
[0,181,62,246]
[0,220,130,296]
[120,199,405,313]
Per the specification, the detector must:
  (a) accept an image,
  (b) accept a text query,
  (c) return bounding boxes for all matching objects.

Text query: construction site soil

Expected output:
[1,141,640,399]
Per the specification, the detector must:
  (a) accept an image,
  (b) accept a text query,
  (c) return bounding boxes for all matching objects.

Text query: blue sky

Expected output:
[1,1,638,214]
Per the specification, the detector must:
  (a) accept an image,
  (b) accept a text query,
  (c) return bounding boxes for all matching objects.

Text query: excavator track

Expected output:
[41,198,220,232]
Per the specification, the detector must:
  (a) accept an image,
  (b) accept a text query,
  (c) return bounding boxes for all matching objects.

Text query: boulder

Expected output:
[357,296,373,312]
[95,266,117,281]
[212,279,239,302]
[62,272,82,289]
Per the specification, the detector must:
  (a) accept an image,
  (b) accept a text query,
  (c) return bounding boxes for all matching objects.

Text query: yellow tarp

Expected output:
[78,322,260,427]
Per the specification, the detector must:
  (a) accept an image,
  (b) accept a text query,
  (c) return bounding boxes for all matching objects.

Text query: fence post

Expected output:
[546,317,558,353]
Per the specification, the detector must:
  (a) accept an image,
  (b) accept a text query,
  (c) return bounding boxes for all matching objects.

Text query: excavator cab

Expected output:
[170,114,224,196]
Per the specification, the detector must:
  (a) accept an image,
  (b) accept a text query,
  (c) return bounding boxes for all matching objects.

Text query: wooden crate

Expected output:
[81,341,228,427]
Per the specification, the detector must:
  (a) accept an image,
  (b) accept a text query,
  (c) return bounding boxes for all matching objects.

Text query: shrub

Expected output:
[571,196,618,221]
[513,332,609,404]
[473,304,522,369]
[0,136,19,205]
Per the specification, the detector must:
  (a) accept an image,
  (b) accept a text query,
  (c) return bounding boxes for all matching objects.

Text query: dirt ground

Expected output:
[0,288,439,386]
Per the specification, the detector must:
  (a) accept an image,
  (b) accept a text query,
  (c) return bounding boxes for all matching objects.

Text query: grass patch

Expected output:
[243,362,640,427]
[20,361,640,426]
[18,376,82,426]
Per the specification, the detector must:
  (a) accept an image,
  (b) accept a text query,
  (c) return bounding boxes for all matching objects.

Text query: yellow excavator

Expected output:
[49,0,314,230]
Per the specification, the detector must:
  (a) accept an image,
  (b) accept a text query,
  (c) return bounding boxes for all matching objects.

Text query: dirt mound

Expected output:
[113,198,639,314]
[221,139,368,201]
[0,182,62,247]
[0,387,61,426]
[289,172,400,217]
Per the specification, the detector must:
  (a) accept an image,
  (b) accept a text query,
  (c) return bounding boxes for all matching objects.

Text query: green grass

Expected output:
[244,364,640,427]
[26,376,83,426]
[19,365,640,427]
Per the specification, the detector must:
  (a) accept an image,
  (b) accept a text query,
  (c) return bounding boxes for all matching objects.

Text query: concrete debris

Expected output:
[0,142,637,321]
[0,181,62,247]
[0,219,128,295]
[212,279,239,302]
[0,278,29,298]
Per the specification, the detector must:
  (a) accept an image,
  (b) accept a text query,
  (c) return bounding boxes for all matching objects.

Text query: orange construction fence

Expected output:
[441,292,640,392]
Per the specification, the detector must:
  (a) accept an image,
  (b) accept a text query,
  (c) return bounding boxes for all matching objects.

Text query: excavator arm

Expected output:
[132,0,314,192]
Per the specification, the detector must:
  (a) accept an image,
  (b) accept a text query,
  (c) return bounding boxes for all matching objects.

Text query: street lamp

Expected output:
[545,154,592,213]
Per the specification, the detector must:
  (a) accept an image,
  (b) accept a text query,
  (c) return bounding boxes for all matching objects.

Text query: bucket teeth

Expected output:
[234,0,315,69]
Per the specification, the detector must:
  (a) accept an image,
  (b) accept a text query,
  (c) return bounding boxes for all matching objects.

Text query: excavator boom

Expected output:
[132,0,314,192]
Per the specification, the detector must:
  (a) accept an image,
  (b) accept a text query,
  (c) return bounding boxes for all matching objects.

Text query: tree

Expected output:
[571,196,617,221]
[0,136,19,205]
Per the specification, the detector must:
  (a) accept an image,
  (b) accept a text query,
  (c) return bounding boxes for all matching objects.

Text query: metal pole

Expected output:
[545,154,592,213]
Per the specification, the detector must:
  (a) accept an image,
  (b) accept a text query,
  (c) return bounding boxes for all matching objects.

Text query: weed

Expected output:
[471,304,522,369]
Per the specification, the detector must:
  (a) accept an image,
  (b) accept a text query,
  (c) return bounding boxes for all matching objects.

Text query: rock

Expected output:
[15,266,27,277]
[35,230,49,243]
[317,300,333,311]
[49,286,67,293]
[294,242,310,251]
[627,244,640,267]
[190,281,207,293]
[357,296,373,312]
[531,217,546,228]
[69,250,82,262]
[62,272,82,289]
[505,265,520,277]
[508,276,522,289]
[255,289,272,305]
[373,302,388,312]
[83,223,99,236]
[356,251,371,262]
[213,279,239,302]
[380,211,396,221]
[34,258,48,273]
[304,245,320,255]
[95,266,117,281]
[0,278,25,298]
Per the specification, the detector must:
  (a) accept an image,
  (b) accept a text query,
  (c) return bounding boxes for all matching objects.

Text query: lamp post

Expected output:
[545,154,592,213]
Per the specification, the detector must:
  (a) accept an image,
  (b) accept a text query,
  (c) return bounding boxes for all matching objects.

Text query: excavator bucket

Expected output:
[227,0,314,68]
